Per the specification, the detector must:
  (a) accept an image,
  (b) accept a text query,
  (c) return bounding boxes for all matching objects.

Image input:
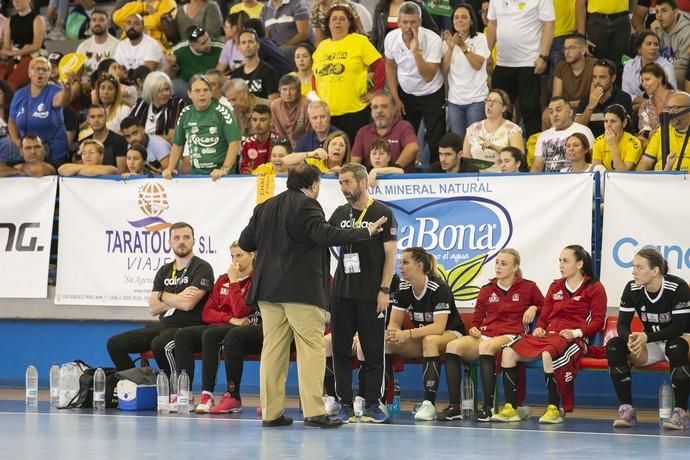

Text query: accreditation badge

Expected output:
[343,253,361,274]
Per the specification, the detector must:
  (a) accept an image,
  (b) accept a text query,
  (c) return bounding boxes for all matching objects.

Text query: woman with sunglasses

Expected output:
[94,74,132,135]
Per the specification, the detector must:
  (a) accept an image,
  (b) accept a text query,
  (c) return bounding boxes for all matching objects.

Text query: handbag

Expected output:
[160,8,181,45]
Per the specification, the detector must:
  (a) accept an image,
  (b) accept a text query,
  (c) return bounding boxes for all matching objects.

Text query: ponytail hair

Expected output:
[404,247,439,277]
[564,244,596,283]
[635,248,669,275]
[499,248,522,278]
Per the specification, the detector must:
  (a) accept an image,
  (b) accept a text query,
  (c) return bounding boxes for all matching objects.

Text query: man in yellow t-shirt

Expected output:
[586,0,630,78]
[637,92,690,171]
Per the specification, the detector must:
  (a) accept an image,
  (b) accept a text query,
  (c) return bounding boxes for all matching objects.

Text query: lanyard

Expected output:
[171,261,190,293]
[350,198,374,227]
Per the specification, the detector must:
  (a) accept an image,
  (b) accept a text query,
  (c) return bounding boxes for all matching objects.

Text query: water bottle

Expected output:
[392,380,401,416]
[177,370,190,414]
[461,367,475,419]
[25,365,38,407]
[49,364,60,407]
[659,379,673,426]
[170,368,178,400]
[93,368,106,410]
[157,371,170,414]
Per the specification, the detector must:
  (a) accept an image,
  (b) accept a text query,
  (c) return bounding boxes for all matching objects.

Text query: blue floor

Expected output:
[1,400,688,459]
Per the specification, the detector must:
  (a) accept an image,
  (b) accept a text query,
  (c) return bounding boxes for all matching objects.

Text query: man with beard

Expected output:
[230,29,279,101]
[76,10,120,75]
[327,163,397,424]
[113,14,165,72]
[81,104,128,172]
[552,33,596,111]
[351,92,419,173]
[240,104,281,174]
[107,222,214,378]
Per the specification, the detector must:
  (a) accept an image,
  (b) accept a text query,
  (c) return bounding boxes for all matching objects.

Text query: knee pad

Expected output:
[665,337,690,368]
[606,336,630,367]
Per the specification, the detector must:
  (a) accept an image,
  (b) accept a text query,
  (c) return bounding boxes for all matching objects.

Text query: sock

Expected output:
[671,364,690,411]
[423,356,441,403]
[444,353,462,406]
[324,357,336,397]
[384,354,394,404]
[503,366,518,407]
[545,372,559,407]
[357,361,366,398]
[479,355,497,409]
[609,365,633,405]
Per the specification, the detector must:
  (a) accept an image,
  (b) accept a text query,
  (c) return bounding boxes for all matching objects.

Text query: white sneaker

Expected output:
[323,395,340,417]
[414,400,437,421]
[354,396,365,417]
[47,28,65,41]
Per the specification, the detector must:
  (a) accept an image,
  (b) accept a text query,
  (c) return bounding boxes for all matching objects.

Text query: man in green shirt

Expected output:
[168,26,224,94]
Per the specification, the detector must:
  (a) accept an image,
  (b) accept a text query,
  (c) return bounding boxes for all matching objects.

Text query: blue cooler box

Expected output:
[117,380,157,411]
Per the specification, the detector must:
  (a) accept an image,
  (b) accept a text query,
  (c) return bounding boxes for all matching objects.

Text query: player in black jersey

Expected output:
[386,247,466,422]
[607,248,690,430]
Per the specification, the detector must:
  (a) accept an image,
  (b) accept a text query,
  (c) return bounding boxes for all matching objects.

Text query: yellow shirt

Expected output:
[229,2,264,19]
[312,33,381,116]
[587,0,627,14]
[592,132,643,170]
[554,0,576,38]
[306,158,330,173]
[112,0,177,47]
[526,132,540,168]
[646,126,690,170]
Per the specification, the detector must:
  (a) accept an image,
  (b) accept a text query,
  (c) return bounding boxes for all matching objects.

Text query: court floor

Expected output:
[0,400,688,460]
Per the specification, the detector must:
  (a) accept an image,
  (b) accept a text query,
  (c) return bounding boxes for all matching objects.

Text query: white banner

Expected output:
[601,172,690,304]
[0,176,57,298]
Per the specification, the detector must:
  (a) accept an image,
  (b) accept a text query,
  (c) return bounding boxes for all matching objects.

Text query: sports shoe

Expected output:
[414,400,437,421]
[47,28,65,41]
[477,407,492,422]
[539,404,564,424]
[209,392,242,414]
[612,404,637,428]
[663,407,689,430]
[361,404,391,423]
[353,396,366,417]
[323,395,340,417]
[491,403,521,422]
[437,405,463,421]
[168,393,194,413]
[335,403,356,423]
[194,392,215,414]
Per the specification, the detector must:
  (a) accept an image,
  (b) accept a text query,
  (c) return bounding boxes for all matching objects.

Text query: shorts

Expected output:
[480,334,517,342]
[510,333,577,359]
[448,330,464,339]
[642,333,690,366]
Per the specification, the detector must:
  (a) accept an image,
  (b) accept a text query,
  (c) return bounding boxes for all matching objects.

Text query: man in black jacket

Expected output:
[239,164,387,428]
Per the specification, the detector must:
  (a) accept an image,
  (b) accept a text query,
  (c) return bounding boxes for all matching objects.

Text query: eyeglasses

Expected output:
[190,26,206,41]
[485,98,504,106]
[31,67,50,73]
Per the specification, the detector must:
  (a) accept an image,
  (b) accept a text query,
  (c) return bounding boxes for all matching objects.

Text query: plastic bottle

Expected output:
[25,365,38,407]
[157,371,170,414]
[461,367,475,419]
[659,379,673,426]
[93,368,106,410]
[177,370,190,414]
[49,364,60,407]
[170,368,178,401]
[392,380,401,416]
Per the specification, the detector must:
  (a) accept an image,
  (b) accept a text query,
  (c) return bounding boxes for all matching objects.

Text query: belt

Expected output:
[589,11,628,20]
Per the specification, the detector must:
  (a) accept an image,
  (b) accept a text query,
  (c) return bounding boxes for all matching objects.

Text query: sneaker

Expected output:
[353,396,366,417]
[612,404,637,428]
[209,392,242,414]
[437,405,463,421]
[361,404,391,423]
[663,407,689,430]
[194,392,215,414]
[477,407,493,422]
[335,403,356,423]
[414,400,437,421]
[47,28,65,41]
[491,403,521,422]
[539,404,564,424]
[323,395,340,417]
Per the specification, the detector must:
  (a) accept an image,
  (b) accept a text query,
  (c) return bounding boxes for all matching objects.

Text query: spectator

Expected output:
[656,0,690,89]
[531,97,595,173]
[216,11,248,74]
[637,91,690,170]
[129,71,187,143]
[441,3,489,141]
[204,69,227,106]
[58,139,120,176]
[107,222,214,378]
[429,131,478,173]
[163,74,241,179]
[113,14,165,72]
[295,100,339,152]
[463,89,524,172]
[351,92,419,172]
[230,29,279,101]
[311,0,361,45]
[623,31,677,111]
[634,0,690,33]
[260,0,312,58]
[0,134,56,177]
[575,59,633,138]
[8,57,72,167]
[370,0,439,54]
[284,130,350,174]
[224,78,258,136]
[240,104,282,174]
[44,0,69,41]
[121,143,150,178]
[367,138,404,185]
[271,74,309,148]
[230,0,264,18]
[0,80,14,126]
[168,26,224,96]
[559,133,607,174]
[638,63,676,137]
[90,58,138,107]
[76,10,121,76]
[585,0,630,80]
[113,0,177,48]
[498,146,526,173]
[94,74,132,135]
[293,43,315,97]
[593,105,643,171]
[0,0,44,90]
[244,18,296,78]
[252,140,292,175]
[553,33,596,111]
[80,104,128,172]
[385,2,445,164]
[120,116,174,171]
[487,0,554,138]
[548,0,585,82]
[175,0,223,41]
[312,5,385,145]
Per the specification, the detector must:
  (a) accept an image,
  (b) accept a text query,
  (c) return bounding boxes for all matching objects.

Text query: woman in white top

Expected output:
[463,89,524,172]
[441,4,489,141]
[560,132,606,174]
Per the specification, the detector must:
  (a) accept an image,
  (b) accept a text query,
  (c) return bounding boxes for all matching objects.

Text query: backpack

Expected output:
[60,360,120,409]
[65,10,90,40]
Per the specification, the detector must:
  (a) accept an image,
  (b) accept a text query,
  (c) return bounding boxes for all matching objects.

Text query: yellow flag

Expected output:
[256,174,275,204]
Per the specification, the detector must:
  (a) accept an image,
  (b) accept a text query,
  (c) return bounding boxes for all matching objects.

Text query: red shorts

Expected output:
[511,333,573,359]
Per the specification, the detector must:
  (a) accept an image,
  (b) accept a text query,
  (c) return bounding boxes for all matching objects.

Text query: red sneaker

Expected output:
[209,392,242,414]
[195,392,215,414]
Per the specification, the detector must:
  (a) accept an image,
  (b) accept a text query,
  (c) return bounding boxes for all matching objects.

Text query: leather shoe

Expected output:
[303,414,343,428]
[262,415,293,427]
